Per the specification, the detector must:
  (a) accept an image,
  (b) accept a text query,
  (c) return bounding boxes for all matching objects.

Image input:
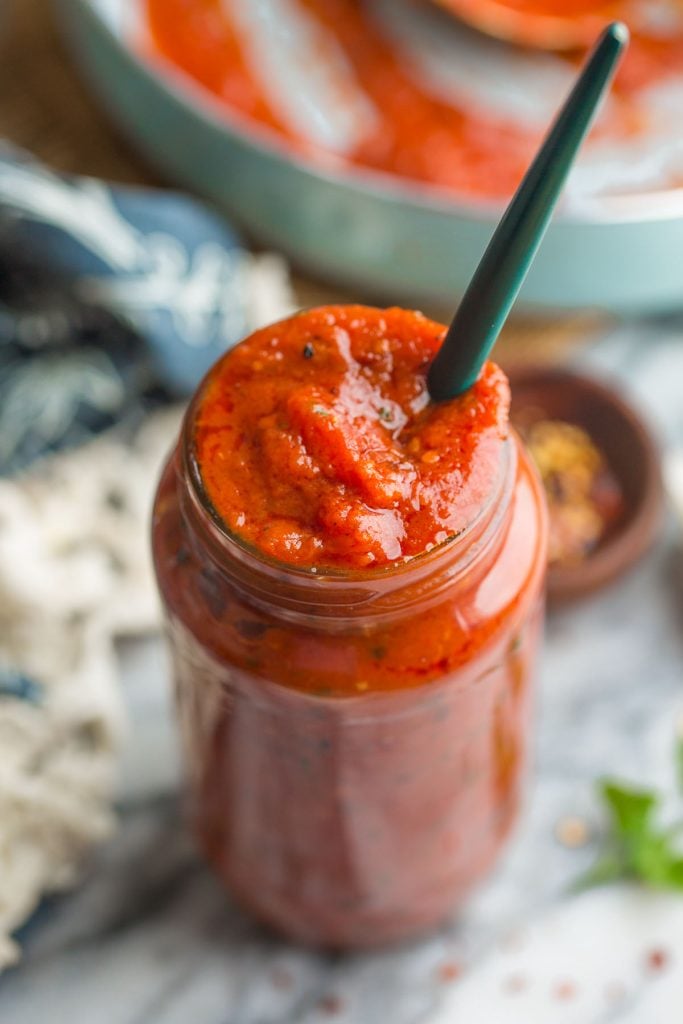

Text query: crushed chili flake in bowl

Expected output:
[519,418,624,568]
[509,368,663,603]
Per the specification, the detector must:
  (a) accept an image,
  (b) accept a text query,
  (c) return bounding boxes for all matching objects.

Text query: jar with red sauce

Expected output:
[152,305,547,947]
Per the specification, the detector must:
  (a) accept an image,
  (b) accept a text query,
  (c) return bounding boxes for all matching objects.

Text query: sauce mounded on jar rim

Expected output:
[152,305,548,946]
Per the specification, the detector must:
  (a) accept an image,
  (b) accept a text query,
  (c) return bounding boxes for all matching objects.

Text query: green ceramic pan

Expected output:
[53,0,683,312]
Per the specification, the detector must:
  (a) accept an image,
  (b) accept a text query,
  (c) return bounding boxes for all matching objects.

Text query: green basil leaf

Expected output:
[632,832,678,886]
[573,852,624,892]
[571,744,683,895]
[660,858,683,889]
[600,779,658,837]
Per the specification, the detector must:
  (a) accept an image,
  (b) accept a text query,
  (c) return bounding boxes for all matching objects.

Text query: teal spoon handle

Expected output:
[427,21,629,402]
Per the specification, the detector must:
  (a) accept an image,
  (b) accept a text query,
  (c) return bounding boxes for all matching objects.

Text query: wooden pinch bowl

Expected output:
[508,367,664,603]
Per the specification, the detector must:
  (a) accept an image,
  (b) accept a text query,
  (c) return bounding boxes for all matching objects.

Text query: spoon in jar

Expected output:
[427,21,628,403]
[430,0,626,52]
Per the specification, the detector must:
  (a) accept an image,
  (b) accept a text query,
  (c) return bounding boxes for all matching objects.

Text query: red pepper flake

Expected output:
[554,815,590,849]
[554,980,577,1001]
[517,418,624,568]
[318,993,345,1015]
[437,960,462,983]
[503,973,528,994]
[645,947,670,973]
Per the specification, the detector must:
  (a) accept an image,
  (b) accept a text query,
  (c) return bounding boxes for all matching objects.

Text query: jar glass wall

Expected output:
[152,411,547,947]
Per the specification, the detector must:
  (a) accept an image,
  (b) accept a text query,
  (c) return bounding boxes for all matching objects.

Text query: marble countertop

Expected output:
[2,322,683,1023]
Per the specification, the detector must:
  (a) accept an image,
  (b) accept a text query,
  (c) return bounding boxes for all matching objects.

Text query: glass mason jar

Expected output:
[152,385,547,949]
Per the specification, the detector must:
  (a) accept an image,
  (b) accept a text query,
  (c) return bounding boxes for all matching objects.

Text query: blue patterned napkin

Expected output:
[0,145,259,474]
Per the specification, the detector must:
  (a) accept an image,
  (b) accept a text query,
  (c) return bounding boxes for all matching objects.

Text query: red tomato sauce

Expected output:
[143,0,683,200]
[143,0,538,199]
[194,306,509,570]
[481,0,615,13]
[435,0,624,48]
[152,305,547,945]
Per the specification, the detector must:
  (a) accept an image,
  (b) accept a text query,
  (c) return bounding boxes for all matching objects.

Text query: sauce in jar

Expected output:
[194,305,508,570]
[152,306,547,945]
